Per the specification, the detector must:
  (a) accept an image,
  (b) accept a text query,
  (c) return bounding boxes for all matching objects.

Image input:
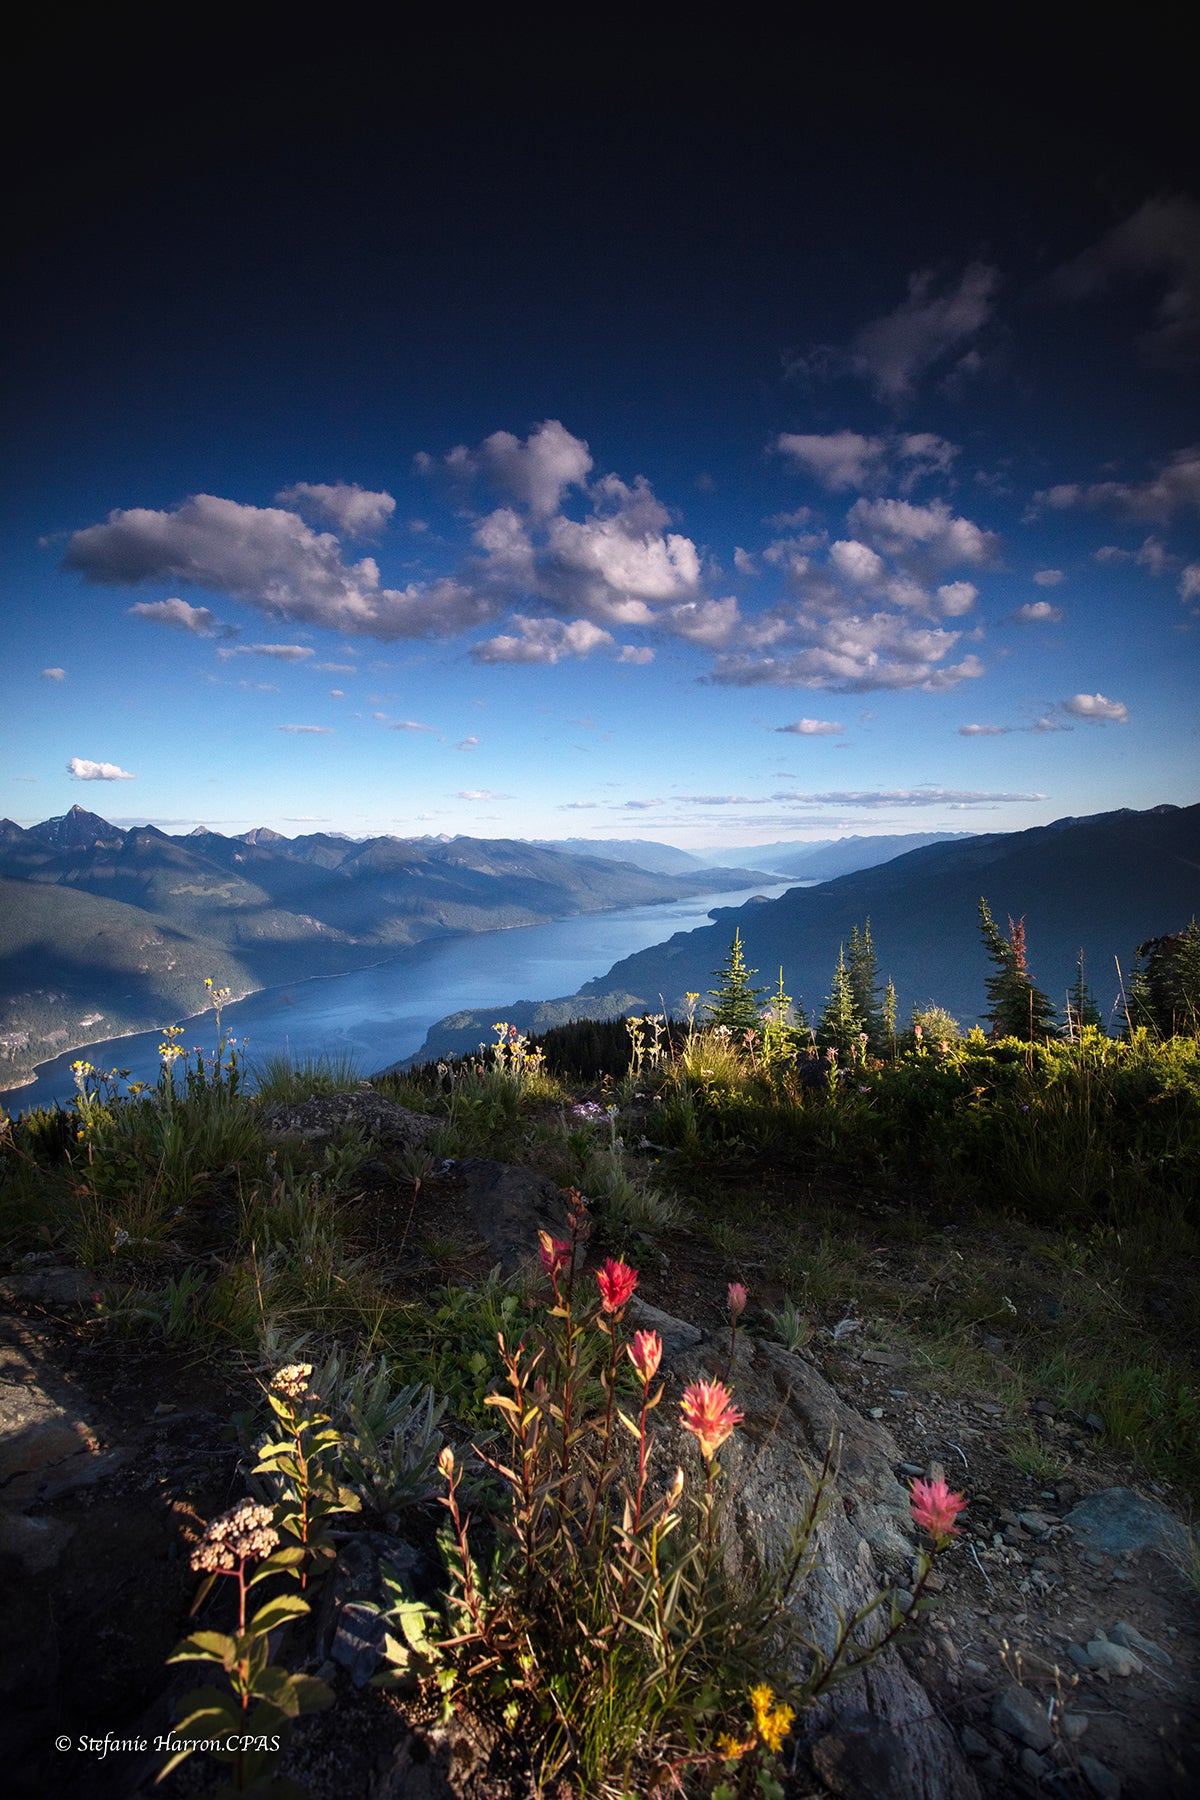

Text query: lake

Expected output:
[9,881,798,1113]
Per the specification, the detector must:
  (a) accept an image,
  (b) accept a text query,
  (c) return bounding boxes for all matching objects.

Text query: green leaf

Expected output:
[166,1630,236,1669]
[171,1686,240,1737]
[249,1592,311,1635]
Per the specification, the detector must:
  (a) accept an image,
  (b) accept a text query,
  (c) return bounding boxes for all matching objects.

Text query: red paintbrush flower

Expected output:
[538,1231,572,1277]
[595,1257,638,1313]
[726,1281,748,1319]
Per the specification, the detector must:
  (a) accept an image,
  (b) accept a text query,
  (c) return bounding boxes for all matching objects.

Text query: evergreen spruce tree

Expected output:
[1065,949,1102,1036]
[762,967,805,1067]
[847,919,883,1046]
[1132,919,1200,1036]
[706,930,768,1034]
[977,897,1057,1040]
[882,978,897,1046]
[818,945,863,1056]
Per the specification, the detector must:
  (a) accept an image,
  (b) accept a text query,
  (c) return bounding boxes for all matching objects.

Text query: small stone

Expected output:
[1033,1399,1056,1416]
[1019,1747,1047,1780]
[867,1406,884,1420]
[1061,1712,1089,1741]
[1110,1620,1173,1666]
[1018,1511,1055,1536]
[991,1683,1053,1751]
[1079,1753,1121,1798]
[1085,1412,1105,1433]
[898,1461,925,1477]
[960,1724,991,1758]
[1084,1638,1143,1676]
[1067,1644,1091,1668]
[976,1400,1003,1415]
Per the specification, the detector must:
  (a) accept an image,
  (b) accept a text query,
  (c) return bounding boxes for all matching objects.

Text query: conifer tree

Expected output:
[818,945,863,1055]
[762,967,805,1066]
[1131,919,1200,1036]
[1065,949,1102,1036]
[882,978,897,1046]
[705,929,768,1034]
[977,897,1057,1040]
[847,919,883,1045]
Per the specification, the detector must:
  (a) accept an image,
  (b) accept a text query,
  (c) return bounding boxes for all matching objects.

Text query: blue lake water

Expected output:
[8,882,797,1113]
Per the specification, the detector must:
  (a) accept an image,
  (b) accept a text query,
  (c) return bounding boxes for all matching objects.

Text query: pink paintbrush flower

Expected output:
[627,1329,663,1383]
[680,1378,743,1461]
[726,1281,748,1319]
[910,1476,967,1540]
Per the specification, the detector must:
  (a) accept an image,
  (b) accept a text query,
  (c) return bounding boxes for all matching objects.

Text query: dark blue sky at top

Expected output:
[4,20,1197,845]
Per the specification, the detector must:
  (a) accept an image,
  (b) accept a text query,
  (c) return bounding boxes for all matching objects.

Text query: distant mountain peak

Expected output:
[29,806,121,848]
[240,827,285,844]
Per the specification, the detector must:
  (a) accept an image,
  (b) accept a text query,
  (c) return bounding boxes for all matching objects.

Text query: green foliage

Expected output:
[253,1368,362,1585]
[978,897,1058,1040]
[817,945,863,1057]
[1130,918,1200,1037]
[706,931,768,1035]
[847,921,884,1047]
[371,1213,960,1796]
[250,1050,363,1103]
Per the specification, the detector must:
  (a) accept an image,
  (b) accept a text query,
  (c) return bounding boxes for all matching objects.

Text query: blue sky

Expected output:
[4,34,1197,850]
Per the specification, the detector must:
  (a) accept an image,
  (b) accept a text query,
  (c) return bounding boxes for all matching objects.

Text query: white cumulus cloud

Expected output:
[128,596,220,634]
[847,497,998,569]
[1033,569,1065,586]
[42,667,66,681]
[850,262,999,402]
[1033,448,1200,524]
[470,616,615,665]
[68,757,134,780]
[443,419,593,517]
[1061,693,1129,723]
[1013,600,1063,623]
[276,482,396,537]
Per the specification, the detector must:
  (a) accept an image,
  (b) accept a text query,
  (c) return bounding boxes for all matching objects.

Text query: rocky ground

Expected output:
[1,1140,1197,1799]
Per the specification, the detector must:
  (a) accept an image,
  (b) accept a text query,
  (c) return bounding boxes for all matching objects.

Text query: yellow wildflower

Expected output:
[716,1733,748,1761]
[749,1683,794,1754]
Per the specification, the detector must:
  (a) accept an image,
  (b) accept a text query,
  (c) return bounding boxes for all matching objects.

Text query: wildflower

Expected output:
[595,1256,638,1314]
[716,1733,749,1761]
[190,1499,278,1574]
[726,1281,748,1319]
[271,1362,317,1403]
[538,1231,572,1277]
[679,1378,742,1461]
[627,1329,663,1383]
[749,1682,795,1754]
[437,1445,455,1479]
[909,1475,967,1541]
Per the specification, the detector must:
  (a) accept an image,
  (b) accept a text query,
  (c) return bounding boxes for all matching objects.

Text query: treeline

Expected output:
[534,904,1200,1078]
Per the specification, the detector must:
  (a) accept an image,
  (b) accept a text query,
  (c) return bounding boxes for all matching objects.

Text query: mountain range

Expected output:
[0,808,768,1090]
[409,804,1200,1061]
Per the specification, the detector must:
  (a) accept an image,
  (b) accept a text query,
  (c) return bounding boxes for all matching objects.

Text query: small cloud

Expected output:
[220,643,315,662]
[329,688,345,698]
[128,596,219,635]
[276,481,396,538]
[1032,449,1200,524]
[618,798,663,810]
[456,735,480,750]
[42,667,66,681]
[958,723,1012,736]
[775,718,844,736]
[559,800,599,810]
[68,756,134,780]
[1013,600,1064,623]
[238,679,279,690]
[1033,569,1065,586]
[472,616,616,665]
[733,547,757,575]
[389,720,434,732]
[1180,563,1200,606]
[313,661,358,673]
[618,645,655,665]
[1061,692,1129,723]
[276,724,334,734]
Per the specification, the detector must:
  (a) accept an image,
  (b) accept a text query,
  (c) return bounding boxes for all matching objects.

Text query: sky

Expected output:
[4,25,1197,851]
